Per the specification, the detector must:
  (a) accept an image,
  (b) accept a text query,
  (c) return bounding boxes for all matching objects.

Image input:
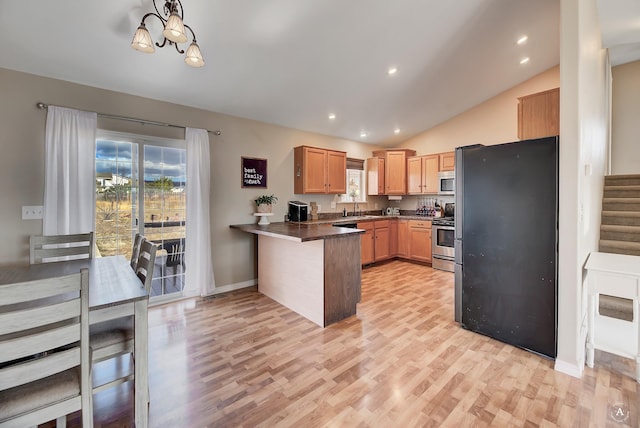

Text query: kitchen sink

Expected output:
[332,215,382,224]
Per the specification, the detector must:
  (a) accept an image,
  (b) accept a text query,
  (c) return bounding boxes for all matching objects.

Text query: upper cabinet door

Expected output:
[294,146,347,194]
[407,156,423,194]
[385,151,408,194]
[518,88,560,140]
[326,150,346,194]
[439,152,455,171]
[423,155,439,193]
[367,157,385,195]
[408,155,438,194]
[303,146,328,193]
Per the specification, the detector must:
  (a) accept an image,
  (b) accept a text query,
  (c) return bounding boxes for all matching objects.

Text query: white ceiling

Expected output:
[597,0,640,66]
[0,1,636,146]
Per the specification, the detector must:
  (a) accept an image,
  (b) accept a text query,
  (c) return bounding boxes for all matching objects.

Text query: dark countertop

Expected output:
[230,215,436,242]
[230,222,365,242]
[308,215,435,225]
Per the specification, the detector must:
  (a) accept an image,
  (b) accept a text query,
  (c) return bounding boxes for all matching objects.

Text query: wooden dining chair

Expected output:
[162,238,185,276]
[89,239,157,395]
[136,239,158,293]
[0,269,93,428]
[130,233,144,271]
[30,232,94,264]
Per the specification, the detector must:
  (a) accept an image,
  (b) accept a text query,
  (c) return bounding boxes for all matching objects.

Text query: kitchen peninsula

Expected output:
[229,222,364,327]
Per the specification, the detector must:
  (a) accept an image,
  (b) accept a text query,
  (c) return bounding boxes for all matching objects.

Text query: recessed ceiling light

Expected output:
[517,35,528,45]
[387,67,398,76]
[520,57,530,65]
[360,131,368,138]
[328,113,336,120]
[394,128,400,134]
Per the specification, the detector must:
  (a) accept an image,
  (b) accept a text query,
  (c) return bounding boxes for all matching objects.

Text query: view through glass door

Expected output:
[142,145,186,297]
[95,131,186,299]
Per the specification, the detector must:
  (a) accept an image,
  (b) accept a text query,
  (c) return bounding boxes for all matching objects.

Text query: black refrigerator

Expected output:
[454,136,558,359]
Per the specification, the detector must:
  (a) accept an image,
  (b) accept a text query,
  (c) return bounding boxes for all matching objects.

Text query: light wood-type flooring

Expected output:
[47,260,638,427]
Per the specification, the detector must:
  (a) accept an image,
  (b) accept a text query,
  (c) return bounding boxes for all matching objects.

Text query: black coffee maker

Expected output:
[288,201,308,222]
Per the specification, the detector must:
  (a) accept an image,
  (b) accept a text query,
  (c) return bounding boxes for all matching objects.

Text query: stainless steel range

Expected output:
[432,203,454,272]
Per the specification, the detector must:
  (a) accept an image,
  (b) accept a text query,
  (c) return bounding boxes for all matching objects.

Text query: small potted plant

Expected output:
[255,194,278,213]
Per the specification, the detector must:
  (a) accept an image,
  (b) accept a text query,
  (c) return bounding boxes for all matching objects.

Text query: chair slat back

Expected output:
[30,232,94,264]
[164,238,185,268]
[0,299,80,336]
[136,240,158,292]
[0,347,80,391]
[0,269,89,392]
[130,233,144,270]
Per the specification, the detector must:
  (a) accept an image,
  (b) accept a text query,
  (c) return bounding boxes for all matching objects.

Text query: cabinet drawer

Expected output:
[409,220,431,229]
[374,219,390,229]
[357,222,374,230]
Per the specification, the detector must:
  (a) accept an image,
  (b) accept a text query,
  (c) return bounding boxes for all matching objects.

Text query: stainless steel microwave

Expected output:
[438,171,455,195]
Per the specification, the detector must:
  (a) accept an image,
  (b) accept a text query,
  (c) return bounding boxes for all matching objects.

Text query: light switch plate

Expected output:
[22,205,43,220]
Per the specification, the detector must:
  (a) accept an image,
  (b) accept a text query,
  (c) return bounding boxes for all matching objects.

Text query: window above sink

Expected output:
[339,167,366,203]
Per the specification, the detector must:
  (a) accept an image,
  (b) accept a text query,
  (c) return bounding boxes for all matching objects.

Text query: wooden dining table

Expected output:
[0,255,149,427]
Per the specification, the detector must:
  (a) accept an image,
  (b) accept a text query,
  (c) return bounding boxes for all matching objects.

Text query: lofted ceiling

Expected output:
[0,1,635,146]
[597,0,640,66]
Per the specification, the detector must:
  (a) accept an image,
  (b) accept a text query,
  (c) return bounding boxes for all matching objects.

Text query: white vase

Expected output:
[256,203,272,213]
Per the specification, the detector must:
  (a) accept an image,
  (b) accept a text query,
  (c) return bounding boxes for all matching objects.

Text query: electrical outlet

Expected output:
[317,205,321,212]
[331,201,337,209]
[22,205,43,220]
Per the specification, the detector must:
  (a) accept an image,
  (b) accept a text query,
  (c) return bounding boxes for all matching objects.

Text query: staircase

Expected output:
[597,174,640,321]
[600,175,640,256]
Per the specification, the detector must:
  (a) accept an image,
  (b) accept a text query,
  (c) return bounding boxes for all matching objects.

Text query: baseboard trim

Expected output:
[204,279,257,297]
[554,359,584,378]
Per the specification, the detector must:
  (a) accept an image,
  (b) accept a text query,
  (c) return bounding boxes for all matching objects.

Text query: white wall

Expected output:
[555,0,609,378]
[611,60,640,174]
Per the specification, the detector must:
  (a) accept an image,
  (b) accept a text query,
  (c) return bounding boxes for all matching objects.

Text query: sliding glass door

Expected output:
[95,139,139,259]
[95,131,186,299]
[142,145,186,297]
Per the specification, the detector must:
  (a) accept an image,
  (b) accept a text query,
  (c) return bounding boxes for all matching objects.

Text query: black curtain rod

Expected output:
[36,102,222,136]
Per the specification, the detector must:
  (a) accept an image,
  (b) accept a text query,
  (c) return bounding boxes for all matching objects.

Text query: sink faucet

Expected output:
[352,201,359,216]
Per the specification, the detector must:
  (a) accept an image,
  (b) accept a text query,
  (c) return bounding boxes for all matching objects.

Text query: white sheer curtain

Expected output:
[184,127,215,296]
[43,106,97,235]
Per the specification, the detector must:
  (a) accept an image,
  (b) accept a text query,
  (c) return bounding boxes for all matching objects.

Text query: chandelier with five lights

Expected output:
[131,0,204,67]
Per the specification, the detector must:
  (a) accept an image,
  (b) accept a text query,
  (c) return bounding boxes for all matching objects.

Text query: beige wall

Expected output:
[0,67,383,289]
[397,66,560,153]
[389,66,559,212]
[611,60,640,174]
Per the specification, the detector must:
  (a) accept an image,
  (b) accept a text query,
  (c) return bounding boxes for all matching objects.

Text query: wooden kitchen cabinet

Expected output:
[372,149,416,195]
[407,155,439,194]
[373,220,390,262]
[326,150,347,193]
[517,88,559,140]
[389,219,398,257]
[358,220,391,265]
[397,219,409,258]
[439,152,455,171]
[408,220,432,263]
[358,222,375,265]
[294,146,346,194]
[366,157,385,195]
[407,156,422,194]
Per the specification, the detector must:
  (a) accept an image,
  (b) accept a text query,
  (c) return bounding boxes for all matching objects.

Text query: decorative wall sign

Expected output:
[241,157,267,188]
